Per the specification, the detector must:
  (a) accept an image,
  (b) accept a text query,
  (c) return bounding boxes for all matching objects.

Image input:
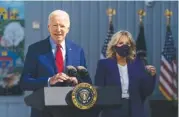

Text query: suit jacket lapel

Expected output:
[110,58,122,89]
[39,53,56,74]
[38,38,57,75]
[65,40,73,66]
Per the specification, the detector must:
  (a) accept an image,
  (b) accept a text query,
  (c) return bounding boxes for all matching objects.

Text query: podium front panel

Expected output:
[44,87,73,106]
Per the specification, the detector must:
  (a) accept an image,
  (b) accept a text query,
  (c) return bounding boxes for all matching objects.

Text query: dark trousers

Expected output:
[118,99,130,117]
[100,98,130,117]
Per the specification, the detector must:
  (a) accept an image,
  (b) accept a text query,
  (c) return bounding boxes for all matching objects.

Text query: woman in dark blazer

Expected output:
[95,30,156,117]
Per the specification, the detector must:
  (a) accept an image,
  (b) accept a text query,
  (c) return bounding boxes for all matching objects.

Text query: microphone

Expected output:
[76,66,92,84]
[65,66,78,86]
[65,65,78,77]
[76,66,89,77]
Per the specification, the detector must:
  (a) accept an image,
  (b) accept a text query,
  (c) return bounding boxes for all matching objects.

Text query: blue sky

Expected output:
[0,1,24,19]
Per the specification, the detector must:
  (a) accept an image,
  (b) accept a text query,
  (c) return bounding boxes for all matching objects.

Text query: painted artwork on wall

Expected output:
[0,1,24,95]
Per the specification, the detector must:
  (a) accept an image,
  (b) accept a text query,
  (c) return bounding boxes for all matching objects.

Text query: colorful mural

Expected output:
[0,1,24,95]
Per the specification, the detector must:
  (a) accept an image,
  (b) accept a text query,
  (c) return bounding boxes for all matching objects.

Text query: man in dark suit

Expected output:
[20,9,91,117]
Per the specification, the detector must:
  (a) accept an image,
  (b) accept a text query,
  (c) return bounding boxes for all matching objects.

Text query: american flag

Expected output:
[100,20,114,59]
[159,25,178,100]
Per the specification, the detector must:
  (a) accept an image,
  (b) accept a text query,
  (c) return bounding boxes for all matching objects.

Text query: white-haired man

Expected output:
[20,10,92,117]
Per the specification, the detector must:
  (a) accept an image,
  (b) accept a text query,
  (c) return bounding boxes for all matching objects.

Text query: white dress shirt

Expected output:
[49,38,66,63]
[117,64,129,99]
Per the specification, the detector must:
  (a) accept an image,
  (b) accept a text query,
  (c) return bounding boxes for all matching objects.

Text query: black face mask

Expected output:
[114,45,130,57]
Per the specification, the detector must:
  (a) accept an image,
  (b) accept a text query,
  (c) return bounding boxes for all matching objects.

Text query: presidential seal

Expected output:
[71,83,97,110]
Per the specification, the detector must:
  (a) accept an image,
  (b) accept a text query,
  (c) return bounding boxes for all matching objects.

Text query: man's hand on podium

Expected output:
[49,72,78,86]
[49,72,70,85]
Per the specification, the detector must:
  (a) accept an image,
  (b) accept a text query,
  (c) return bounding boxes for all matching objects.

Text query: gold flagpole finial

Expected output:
[165,9,173,26]
[106,8,116,23]
[138,9,146,24]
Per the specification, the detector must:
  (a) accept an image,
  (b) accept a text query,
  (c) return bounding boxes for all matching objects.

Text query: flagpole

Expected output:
[106,8,116,24]
[165,9,172,26]
[138,9,146,25]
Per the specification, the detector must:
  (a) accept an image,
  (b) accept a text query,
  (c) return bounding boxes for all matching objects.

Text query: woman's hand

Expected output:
[145,65,156,76]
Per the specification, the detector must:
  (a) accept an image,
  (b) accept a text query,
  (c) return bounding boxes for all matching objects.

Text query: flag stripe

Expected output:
[159,85,172,100]
[161,56,173,72]
[160,66,173,83]
[161,60,173,77]
[159,75,177,94]
[160,73,177,93]
[159,81,177,100]
[173,79,177,89]
[160,66,177,89]
[172,61,177,73]
[159,76,174,95]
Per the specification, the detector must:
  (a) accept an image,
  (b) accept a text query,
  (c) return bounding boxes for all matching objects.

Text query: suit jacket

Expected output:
[94,58,156,117]
[20,37,92,117]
